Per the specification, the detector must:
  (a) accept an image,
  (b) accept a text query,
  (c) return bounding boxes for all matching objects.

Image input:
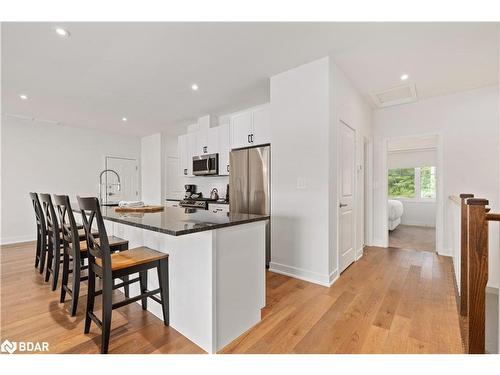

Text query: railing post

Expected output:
[459,193,474,316]
[466,198,489,354]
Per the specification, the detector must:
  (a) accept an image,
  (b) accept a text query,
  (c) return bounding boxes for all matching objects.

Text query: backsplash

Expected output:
[176,176,229,200]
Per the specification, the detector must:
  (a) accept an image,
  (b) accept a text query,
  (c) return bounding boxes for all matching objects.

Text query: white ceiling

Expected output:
[2,22,498,136]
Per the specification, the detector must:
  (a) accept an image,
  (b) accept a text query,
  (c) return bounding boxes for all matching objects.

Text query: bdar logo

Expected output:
[1,339,17,354]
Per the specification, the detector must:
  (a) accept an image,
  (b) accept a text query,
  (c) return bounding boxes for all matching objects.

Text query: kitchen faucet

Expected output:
[99,169,121,204]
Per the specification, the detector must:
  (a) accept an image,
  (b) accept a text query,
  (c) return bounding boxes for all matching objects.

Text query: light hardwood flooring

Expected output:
[1,242,463,354]
[389,225,436,252]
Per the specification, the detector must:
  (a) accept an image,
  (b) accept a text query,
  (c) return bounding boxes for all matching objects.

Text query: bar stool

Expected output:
[77,196,169,354]
[54,194,130,316]
[29,192,47,273]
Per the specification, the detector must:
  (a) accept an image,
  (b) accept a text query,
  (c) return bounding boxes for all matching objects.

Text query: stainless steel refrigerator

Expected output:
[229,145,271,266]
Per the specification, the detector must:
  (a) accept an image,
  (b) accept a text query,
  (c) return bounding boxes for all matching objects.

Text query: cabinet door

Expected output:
[187,132,198,176]
[177,134,188,177]
[197,128,208,155]
[217,123,230,175]
[252,105,271,146]
[207,127,219,154]
[230,111,253,149]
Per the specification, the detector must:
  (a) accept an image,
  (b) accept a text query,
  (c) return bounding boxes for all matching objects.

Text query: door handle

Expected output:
[339,203,348,208]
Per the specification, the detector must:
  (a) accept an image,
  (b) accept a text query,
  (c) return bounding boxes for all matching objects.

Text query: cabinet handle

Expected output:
[227,164,229,172]
[203,146,207,153]
[251,134,254,143]
[184,169,187,175]
[248,134,251,143]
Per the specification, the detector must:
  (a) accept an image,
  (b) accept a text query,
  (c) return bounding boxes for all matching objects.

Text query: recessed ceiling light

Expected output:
[191,84,199,91]
[19,94,28,100]
[122,117,128,122]
[400,74,409,81]
[55,27,70,37]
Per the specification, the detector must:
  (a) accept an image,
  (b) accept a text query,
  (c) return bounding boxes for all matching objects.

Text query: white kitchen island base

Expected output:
[103,219,266,353]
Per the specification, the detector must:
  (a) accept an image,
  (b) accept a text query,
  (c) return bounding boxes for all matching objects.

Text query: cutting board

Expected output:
[114,205,164,213]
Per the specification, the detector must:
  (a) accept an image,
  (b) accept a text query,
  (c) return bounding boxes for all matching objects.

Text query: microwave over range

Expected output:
[192,153,219,176]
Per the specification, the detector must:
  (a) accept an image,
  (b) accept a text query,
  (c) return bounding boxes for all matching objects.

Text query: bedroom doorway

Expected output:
[386,135,439,253]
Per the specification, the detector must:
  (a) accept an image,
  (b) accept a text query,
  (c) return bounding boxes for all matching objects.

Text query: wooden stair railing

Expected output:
[450,194,497,354]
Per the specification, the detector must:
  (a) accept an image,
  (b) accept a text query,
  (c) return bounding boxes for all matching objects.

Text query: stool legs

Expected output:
[60,251,70,303]
[157,258,169,326]
[70,259,82,316]
[51,243,61,291]
[101,273,113,354]
[84,268,96,334]
[139,271,148,310]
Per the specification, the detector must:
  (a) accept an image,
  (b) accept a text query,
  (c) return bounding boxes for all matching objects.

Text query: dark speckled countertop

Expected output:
[72,204,268,236]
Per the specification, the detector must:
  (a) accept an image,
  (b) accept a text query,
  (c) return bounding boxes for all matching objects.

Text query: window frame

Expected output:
[388,166,436,203]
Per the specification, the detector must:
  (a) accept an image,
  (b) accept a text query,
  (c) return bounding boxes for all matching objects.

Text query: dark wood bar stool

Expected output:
[29,192,47,273]
[77,196,169,354]
[39,193,64,291]
[54,194,130,316]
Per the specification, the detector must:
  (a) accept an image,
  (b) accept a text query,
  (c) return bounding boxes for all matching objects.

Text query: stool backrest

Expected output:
[76,196,111,272]
[54,194,81,258]
[39,193,60,247]
[29,192,46,234]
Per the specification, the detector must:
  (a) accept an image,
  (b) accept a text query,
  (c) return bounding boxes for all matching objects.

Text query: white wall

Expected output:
[1,115,141,244]
[140,133,162,205]
[269,57,331,285]
[398,201,436,227]
[329,60,373,277]
[373,85,500,288]
[269,57,373,286]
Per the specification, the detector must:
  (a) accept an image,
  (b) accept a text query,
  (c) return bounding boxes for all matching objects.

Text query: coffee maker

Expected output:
[184,184,196,199]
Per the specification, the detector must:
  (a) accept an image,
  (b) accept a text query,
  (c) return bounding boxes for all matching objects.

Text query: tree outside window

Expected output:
[388,166,436,200]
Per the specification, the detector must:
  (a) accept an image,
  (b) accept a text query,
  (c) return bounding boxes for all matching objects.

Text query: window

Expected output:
[388,166,436,200]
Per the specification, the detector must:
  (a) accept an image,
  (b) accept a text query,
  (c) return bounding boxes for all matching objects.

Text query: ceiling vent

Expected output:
[370,84,417,108]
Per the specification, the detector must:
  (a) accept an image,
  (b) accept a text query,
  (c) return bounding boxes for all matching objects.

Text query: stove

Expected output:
[179,197,217,210]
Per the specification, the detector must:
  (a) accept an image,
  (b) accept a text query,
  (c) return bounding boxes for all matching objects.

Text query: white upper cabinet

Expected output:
[230,111,253,149]
[252,106,271,146]
[230,105,270,149]
[177,134,188,177]
[217,123,230,175]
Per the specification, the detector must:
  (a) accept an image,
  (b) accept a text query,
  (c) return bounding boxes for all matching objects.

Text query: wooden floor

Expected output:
[1,242,463,354]
[389,225,436,252]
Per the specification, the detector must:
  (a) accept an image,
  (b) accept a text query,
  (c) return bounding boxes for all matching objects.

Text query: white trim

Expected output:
[356,248,364,261]
[0,235,36,245]
[269,262,331,287]
[364,137,374,246]
[329,269,339,286]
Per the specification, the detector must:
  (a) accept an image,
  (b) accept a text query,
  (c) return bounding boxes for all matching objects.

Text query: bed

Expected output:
[388,199,404,231]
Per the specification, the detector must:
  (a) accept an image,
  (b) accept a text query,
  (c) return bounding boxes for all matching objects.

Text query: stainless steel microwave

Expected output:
[192,153,219,176]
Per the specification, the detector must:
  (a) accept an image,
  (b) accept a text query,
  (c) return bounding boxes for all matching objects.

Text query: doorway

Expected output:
[104,156,139,203]
[385,135,439,252]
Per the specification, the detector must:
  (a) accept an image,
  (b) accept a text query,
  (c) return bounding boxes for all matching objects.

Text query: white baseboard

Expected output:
[1,235,36,246]
[356,248,364,261]
[401,221,436,227]
[370,239,387,248]
[329,269,339,286]
[269,261,331,287]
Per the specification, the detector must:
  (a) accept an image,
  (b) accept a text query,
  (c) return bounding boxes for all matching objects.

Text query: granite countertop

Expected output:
[72,204,268,236]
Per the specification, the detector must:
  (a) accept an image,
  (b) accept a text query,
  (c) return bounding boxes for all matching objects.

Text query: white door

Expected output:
[339,121,356,273]
[104,156,139,203]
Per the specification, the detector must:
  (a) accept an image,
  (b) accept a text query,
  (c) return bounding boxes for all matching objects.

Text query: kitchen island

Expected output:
[73,205,269,353]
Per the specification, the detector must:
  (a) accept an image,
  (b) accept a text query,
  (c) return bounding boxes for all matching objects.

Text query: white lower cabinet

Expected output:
[208,203,230,214]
